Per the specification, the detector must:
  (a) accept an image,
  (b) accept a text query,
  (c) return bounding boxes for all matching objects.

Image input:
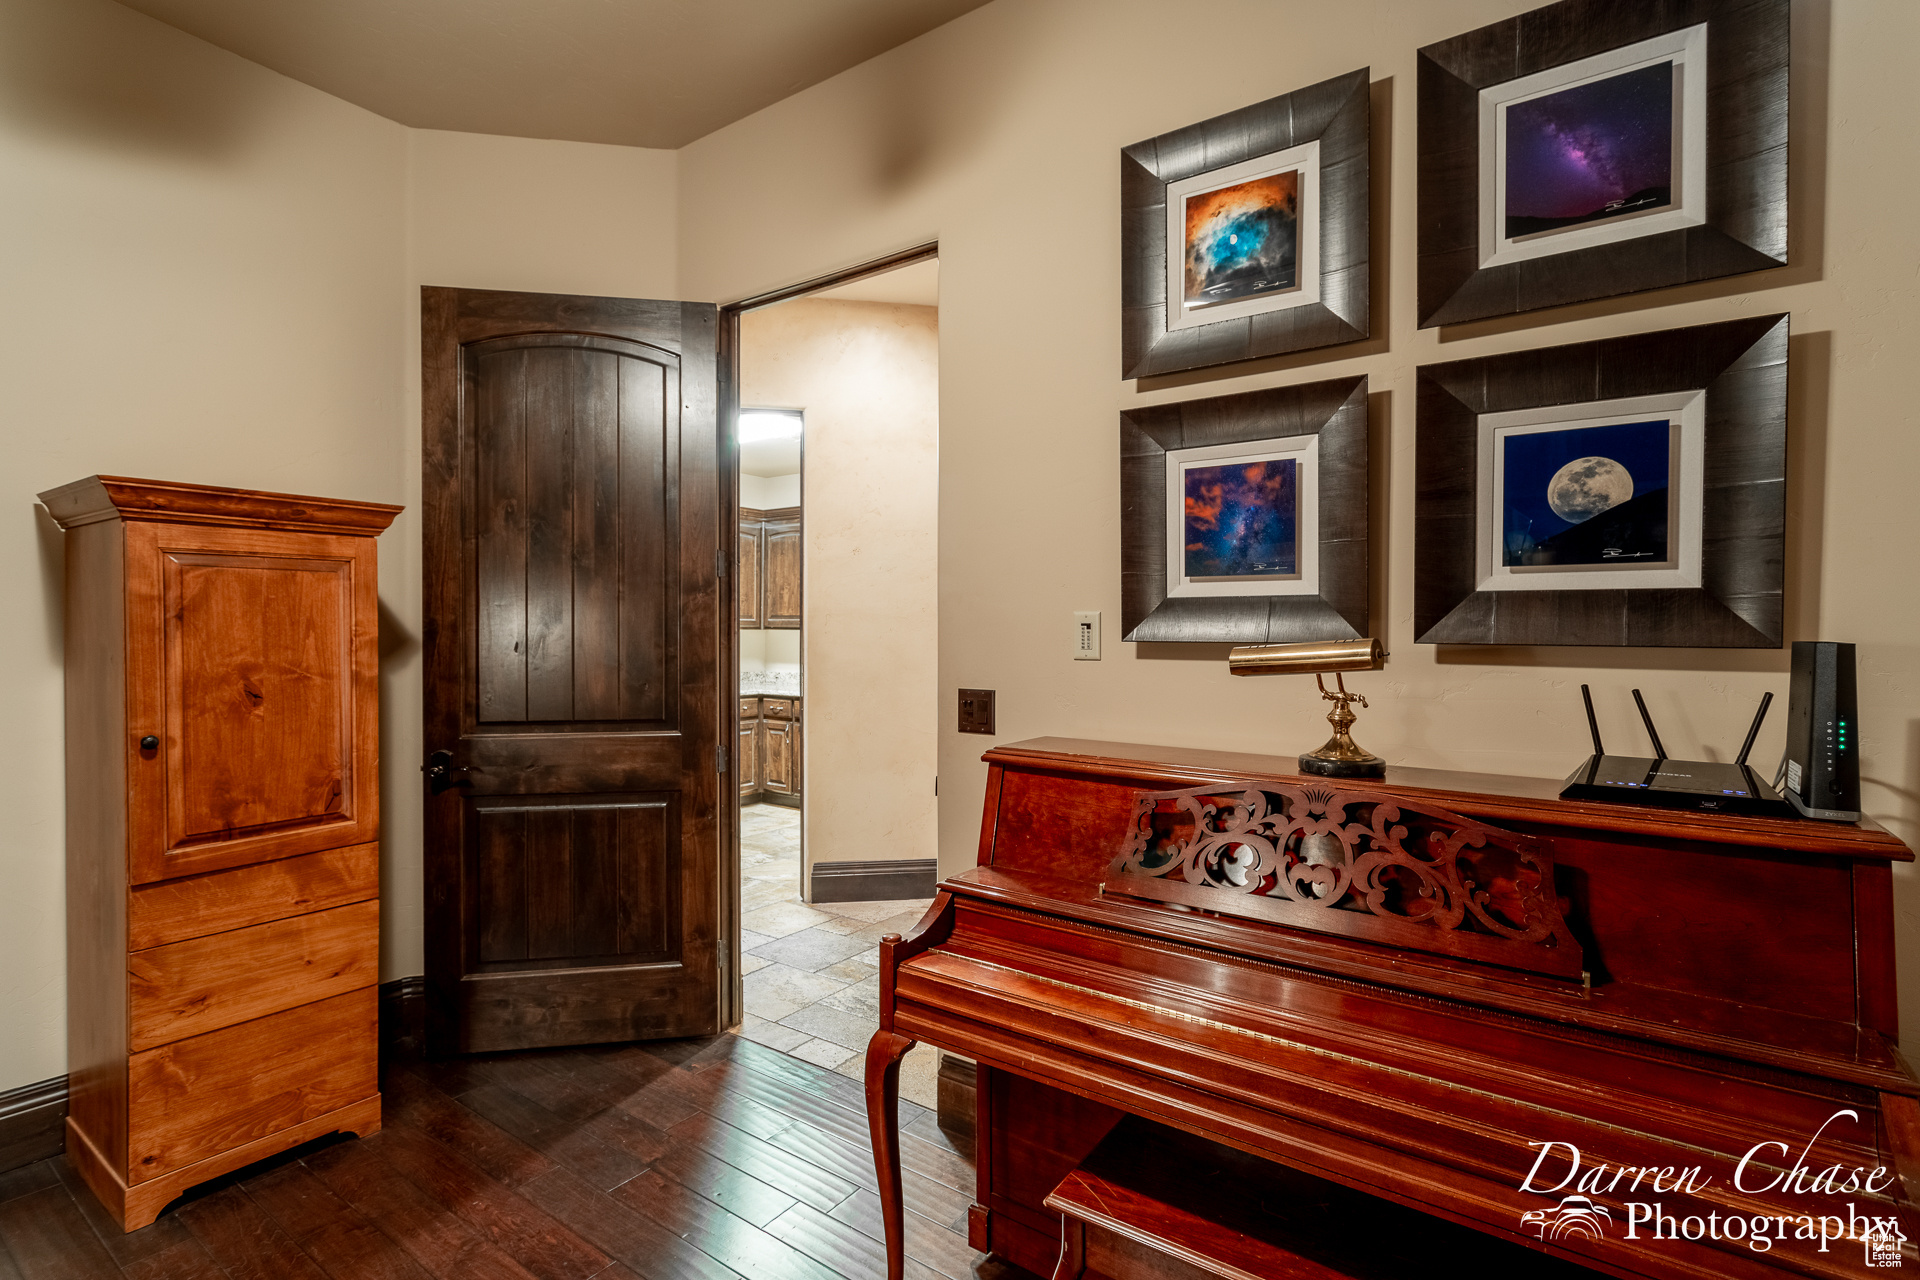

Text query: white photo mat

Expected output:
[1477,24,1708,270]
[1165,140,1322,333]
[1165,433,1320,599]
[1475,391,1705,593]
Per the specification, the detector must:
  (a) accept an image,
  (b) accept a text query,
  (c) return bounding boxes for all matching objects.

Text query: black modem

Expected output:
[1558,685,1798,819]
[1781,641,1861,822]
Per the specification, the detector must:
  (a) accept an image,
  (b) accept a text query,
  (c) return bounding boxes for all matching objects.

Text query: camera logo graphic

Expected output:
[1521,1195,1613,1242]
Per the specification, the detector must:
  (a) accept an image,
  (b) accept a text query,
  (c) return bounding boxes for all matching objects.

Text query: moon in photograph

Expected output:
[1547,456,1634,524]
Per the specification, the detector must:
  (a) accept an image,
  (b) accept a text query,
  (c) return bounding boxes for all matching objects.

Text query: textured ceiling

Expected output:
[117,0,993,148]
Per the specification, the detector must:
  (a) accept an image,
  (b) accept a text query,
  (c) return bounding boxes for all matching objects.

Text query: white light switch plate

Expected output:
[1073,611,1101,660]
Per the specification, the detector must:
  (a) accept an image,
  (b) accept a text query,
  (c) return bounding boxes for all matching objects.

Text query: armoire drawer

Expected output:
[128,843,380,951]
[126,986,378,1182]
[128,898,379,1051]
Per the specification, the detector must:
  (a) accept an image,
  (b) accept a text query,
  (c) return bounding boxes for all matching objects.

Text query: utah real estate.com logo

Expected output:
[1517,1109,1907,1269]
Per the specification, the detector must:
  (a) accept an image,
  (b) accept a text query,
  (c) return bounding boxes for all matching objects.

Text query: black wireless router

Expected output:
[1558,685,1799,819]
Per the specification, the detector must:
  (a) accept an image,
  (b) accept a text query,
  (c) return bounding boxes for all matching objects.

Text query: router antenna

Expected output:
[1631,689,1669,760]
[1579,684,1605,757]
[1735,691,1774,767]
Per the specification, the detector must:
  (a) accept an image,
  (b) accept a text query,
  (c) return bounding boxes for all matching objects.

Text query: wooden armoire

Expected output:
[38,476,401,1230]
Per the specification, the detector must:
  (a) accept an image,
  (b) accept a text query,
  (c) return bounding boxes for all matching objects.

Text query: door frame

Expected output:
[716,241,938,1029]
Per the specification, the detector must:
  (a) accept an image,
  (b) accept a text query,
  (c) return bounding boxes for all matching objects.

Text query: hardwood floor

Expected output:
[0,1034,1038,1280]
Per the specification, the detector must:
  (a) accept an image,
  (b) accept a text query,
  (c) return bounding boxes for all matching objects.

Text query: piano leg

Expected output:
[865,1028,917,1280]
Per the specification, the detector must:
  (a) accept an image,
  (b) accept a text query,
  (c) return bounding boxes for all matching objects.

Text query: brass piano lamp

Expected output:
[1228,638,1387,779]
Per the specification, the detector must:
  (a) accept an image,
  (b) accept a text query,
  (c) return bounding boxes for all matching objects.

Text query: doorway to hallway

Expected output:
[737,802,936,1101]
[723,248,942,1104]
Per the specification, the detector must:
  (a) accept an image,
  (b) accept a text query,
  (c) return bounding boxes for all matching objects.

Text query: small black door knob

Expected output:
[139,735,159,750]
[424,749,473,794]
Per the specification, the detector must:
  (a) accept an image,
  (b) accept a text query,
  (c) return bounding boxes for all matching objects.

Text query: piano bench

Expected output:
[1042,1116,1607,1280]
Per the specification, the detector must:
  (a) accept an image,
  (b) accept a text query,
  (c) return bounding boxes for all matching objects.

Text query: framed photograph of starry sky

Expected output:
[1416,0,1787,329]
[1122,69,1370,379]
[1414,314,1787,648]
[1122,376,1368,645]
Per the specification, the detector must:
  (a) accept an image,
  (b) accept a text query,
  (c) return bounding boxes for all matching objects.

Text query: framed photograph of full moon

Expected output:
[1122,69,1370,379]
[1123,376,1368,645]
[1415,314,1787,648]
[1416,0,1787,329]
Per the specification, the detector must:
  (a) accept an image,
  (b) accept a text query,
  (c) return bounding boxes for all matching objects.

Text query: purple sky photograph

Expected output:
[1505,60,1674,232]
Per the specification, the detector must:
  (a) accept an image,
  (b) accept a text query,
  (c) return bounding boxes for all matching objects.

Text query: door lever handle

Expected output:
[425,749,473,795]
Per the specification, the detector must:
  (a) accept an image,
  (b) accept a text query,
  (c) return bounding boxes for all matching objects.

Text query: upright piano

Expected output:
[865,739,1920,1280]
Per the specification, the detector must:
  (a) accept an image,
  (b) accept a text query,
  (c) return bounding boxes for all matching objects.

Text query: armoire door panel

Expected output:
[469,793,677,970]
[472,338,673,729]
[423,287,719,1055]
[167,553,351,840]
[125,523,380,885]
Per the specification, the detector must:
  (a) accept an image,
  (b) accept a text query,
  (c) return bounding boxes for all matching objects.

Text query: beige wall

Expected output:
[406,129,679,301]
[741,299,940,881]
[0,0,409,1091]
[680,1,1920,1045]
[0,0,680,1092]
[739,472,802,510]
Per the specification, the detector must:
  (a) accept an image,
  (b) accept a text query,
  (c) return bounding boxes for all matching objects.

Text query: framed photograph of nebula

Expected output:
[1122,376,1368,646]
[1165,148,1317,331]
[1167,439,1313,595]
[1121,69,1369,379]
[1416,0,1787,329]
[1415,314,1787,648]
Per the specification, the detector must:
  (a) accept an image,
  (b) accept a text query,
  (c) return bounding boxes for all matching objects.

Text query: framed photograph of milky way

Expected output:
[1122,69,1369,379]
[1415,314,1787,647]
[1416,0,1787,329]
[1123,376,1368,645]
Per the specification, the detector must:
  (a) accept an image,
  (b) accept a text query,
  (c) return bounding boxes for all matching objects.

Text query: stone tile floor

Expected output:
[737,803,944,1108]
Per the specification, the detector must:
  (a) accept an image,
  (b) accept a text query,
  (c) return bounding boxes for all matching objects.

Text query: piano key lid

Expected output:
[1228,638,1388,779]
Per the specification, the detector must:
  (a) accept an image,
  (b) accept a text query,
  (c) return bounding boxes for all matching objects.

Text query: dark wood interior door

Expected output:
[422,286,720,1054]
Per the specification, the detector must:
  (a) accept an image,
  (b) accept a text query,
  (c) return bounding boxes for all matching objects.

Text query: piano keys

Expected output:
[865,738,1920,1280]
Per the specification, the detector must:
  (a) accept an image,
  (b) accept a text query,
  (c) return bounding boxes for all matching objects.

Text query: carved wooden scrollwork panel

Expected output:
[1105,784,1583,979]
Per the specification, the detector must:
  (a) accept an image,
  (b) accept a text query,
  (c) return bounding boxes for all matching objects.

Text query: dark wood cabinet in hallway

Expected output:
[0,1036,1037,1280]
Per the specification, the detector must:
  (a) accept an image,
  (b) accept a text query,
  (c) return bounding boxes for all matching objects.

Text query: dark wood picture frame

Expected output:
[1121,69,1370,380]
[1123,376,1368,645]
[1416,0,1788,329]
[1414,313,1787,647]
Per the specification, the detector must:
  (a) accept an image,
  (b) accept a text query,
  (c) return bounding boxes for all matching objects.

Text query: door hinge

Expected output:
[716,547,726,579]
[716,742,727,775]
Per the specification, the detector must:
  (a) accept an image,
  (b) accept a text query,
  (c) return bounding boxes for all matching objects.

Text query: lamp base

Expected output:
[1299,752,1386,779]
